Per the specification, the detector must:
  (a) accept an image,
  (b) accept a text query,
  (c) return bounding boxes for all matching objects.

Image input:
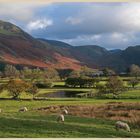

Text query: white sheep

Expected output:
[57,114,64,123]
[56,108,68,123]
[19,107,28,112]
[115,121,130,132]
[62,109,68,115]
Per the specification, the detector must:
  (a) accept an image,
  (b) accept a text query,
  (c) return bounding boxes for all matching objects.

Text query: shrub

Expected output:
[35,81,54,88]
[65,77,97,88]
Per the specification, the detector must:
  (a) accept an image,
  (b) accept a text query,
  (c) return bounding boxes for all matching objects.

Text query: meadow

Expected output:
[0,77,140,137]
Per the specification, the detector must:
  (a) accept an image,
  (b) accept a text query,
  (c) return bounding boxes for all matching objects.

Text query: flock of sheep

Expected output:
[7,106,131,132]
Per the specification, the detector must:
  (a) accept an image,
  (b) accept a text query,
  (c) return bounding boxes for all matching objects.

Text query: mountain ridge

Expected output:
[0,20,140,72]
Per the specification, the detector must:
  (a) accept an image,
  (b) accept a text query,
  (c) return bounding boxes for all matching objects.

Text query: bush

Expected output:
[65,77,98,88]
[35,81,54,88]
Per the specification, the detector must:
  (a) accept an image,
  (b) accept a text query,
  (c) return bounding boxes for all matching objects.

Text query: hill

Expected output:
[0,20,82,70]
[0,20,140,72]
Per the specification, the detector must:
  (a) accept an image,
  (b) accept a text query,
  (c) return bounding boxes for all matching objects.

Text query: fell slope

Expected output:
[0,20,140,72]
[0,20,81,70]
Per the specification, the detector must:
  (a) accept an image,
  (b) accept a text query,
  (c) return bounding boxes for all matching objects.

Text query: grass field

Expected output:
[0,100,140,138]
[0,114,140,138]
[0,78,140,137]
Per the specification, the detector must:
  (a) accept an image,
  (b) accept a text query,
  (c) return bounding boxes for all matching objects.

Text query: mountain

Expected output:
[41,39,72,48]
[0,20,140,72]
[38,39,140,72]
[0,20,82,70]
[109,49,122,53]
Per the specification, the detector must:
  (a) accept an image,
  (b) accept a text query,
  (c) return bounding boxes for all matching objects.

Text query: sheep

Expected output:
[56,108,68,123]
[57,114,64,123]
[115,121,130,132]
[19,107,28,112]
[62,109,68,115]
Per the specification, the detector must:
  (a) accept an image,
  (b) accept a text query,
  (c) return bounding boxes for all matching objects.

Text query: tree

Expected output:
[65,77,96,88]
[21,66,32,79]
[44,68,59,81]
[69,70,80,78]
[35,79,54,88]
[97,76,124,98]
[4,65,20,78]
[128,78,139,88]
[102,68,115,76]
[6,79,29,100]
[0,71,3,78]
[96,83,108,97]
[21,67,43,81]
[31,68,43,81]
[57,69,73,80]
[129,64,140,78]
[26,84,38,99]
[106,76,124,98]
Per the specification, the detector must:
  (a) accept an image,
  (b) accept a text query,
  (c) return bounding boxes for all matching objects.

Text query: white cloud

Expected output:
[60,32,138,49]
[0,4,35,22]
[1,2,140,49]
[42,3,140,49]
[66,17,83,25]
[27,19,53,31]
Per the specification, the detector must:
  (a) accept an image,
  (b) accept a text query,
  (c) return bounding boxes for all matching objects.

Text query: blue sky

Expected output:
[0,2,140,49]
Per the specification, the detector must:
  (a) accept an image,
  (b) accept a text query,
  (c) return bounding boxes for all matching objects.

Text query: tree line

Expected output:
[0,64,139,100]
[0,64,140,79]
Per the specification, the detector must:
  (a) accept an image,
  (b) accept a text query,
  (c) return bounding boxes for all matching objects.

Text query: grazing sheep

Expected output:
[56,108,68,123]
[115,121,130,132]
[19,107,28,112]
[57,114,64,123]
[62,109,68,115]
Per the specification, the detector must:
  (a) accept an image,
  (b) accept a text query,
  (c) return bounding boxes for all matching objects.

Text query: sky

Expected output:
[0,1,140,49]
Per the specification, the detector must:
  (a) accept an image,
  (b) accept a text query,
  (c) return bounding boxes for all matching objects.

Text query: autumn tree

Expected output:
[6,79,29,100]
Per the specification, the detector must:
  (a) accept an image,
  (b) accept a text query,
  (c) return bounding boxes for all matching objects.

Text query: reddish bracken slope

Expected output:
[0,20,82,70]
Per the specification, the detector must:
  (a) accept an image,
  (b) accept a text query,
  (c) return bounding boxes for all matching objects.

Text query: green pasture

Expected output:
[0,100,140,138]
[0,77,140,137]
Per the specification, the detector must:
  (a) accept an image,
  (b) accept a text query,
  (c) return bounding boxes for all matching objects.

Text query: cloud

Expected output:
[1,2,140,49]
[59,32,139,49]
[32,3,140,49]
[32,3,138,39]
[66,17,83,25]
[0,4,35,22]
[27,19,53,31]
